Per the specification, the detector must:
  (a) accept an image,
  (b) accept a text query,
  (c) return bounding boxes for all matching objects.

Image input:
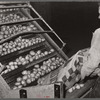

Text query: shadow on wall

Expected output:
[31,2,100,57]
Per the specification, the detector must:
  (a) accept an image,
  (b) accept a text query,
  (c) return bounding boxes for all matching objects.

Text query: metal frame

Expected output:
[27,3,66,50]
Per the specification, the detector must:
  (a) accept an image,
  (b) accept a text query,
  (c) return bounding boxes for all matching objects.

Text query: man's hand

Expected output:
[90,68,100,77]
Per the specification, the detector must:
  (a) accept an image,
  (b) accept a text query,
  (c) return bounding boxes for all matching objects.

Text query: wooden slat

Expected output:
[0,75,10,98]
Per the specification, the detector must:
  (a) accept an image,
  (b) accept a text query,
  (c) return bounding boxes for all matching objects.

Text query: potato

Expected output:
[68,88,73,93]
[37,68,41,72]
[14,65,18,69]
[41,70,45,76]
[36,73,40,78]
[31,77,35,82]
[30,51,35,56]
[50,49,54,52]
[17,61,21,65]
[38,71,42,76]
[26,78,31,84]
[42,65,47,70]
[18,85,22,89]
[13,62,17,65]
[44,51,48,55]
[22,70,28,75]
[10,65,15,70]
[21,80,26,85]
[9,62,14,66]
[33,27,37,30]
[30,24,34,28]
[41,38,45,42]
[75,84,80,89]
[53,65,57,69]
[27,27,32,31]
[50,66,54,70]
[37,50,41,55]
[47,68,51,72]
[17,77,22,82]
[23,75,28,80]
[35,55,39,60]
[22,61,27,65]
[15,82,20,86]
[25,55,29,60]
[27,71,31,75]
[29,58,33,62]
[8,68,11,72]
[30,73,35,78]
[80,84,84,87]
[47,63,51,67]
[4,69,8,74]
[72,86,75,90]
[13,87,17,90]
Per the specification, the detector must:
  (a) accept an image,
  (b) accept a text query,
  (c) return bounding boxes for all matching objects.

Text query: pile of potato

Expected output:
[0,8,19,13]
[0,24,37,41]
[68,83,84,93]
[0,13,28,23]
[1,48,55,74]
[13,56,64,89]
[0,36,45,56]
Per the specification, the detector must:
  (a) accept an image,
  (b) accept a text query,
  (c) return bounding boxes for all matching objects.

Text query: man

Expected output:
[82,28,100,98]
[81,28,100,79]
[57,28,100,97]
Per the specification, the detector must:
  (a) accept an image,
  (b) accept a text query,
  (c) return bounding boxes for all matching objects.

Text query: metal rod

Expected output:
[28,3,66,50]
[0,18,40,26]
[0,5,29,9]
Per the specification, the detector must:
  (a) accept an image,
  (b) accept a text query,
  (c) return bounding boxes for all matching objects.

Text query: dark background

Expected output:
[30,2,100,57]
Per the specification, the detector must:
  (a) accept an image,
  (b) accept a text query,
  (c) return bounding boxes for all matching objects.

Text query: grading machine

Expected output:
[0,1,98,98]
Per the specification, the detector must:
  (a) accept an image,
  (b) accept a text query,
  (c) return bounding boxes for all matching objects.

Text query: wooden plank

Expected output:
[0,75,10,98]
